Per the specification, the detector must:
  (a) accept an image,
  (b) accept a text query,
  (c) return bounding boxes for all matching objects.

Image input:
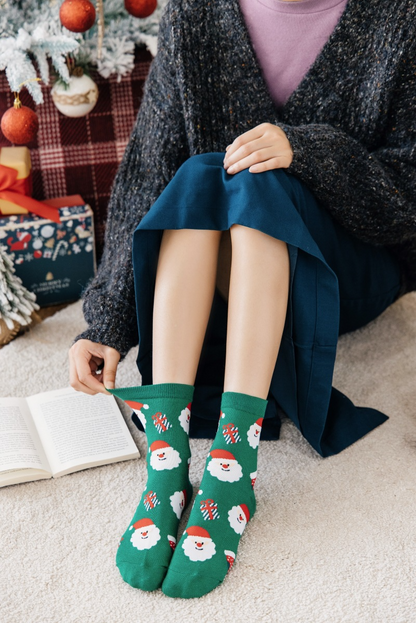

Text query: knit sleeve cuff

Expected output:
[72,317,138,361]
[277,123,316,179]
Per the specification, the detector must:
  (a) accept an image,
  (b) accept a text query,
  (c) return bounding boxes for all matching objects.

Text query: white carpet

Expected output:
[1,296,415,623]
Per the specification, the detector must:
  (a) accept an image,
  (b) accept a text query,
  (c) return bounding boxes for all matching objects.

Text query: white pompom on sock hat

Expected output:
[125,400,149,411]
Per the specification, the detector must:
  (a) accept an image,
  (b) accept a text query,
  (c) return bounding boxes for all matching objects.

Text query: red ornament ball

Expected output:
[1,105,39,145]
[60,0,96,33]
[124,0,157,19]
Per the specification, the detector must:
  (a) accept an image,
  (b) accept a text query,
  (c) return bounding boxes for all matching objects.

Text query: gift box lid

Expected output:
[42,194,85,209]
[0,199,92,230]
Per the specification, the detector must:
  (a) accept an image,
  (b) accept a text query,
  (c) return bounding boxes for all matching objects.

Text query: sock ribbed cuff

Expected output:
[221,391,268,416]
[106,383,195,400]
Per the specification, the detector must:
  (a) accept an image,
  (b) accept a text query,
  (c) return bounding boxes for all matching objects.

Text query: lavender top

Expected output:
[238,0,349,107]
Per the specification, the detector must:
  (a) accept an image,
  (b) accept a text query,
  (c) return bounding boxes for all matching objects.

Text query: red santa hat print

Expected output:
[125,400,149,430]
[209,449,236,462]
[126,400,148,411]
[186,525,211,539]
[131,517,154,531]
[150,440,170,452]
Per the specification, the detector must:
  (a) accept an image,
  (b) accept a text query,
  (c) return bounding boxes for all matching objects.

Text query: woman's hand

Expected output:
[223,123,293,174]
[69,339,121,395]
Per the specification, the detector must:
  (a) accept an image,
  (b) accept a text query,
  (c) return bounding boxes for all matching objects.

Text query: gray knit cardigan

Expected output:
[74,0,416,358]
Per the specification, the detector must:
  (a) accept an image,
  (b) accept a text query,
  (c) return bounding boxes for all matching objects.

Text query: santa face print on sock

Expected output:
[247,418,263,449]
[228,504,250,535]
[182,526,216,562]
[125,400,149,430]
[178,403,192,433]
[207,449,243,483]
[130,518,161,550]
[149,440,182,471]
[170,490,187,519]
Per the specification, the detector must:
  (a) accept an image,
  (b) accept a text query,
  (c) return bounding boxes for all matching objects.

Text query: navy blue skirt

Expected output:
[131,153,402,458]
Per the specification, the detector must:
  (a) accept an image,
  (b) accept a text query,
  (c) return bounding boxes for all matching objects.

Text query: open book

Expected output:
[0,387,140,488]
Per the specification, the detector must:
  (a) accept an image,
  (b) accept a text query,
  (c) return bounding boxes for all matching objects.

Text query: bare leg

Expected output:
[152,228,222,385]
[224,224,290,399]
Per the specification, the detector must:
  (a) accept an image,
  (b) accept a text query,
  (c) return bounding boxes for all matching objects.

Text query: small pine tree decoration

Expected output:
[0,245,40,346]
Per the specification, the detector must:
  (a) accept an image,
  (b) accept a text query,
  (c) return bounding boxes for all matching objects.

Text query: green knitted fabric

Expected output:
[162,391,267,598]
[107,383,194,591]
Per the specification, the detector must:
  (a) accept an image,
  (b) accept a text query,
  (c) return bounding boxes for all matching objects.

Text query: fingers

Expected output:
[226,124,266,157]
[225,146,282,175]
[225,123,272,161]
[248,157,290,173]
[69,343,106,395]
[69,340,120,395]
[224,137,274,172]
[102,348,120,391]
[224,123,293,173]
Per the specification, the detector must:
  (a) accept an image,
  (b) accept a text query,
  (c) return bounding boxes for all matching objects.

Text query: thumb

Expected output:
[102,349,120,391]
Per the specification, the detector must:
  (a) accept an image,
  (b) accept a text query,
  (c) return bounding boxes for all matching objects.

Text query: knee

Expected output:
[229,223,249,233]
[179,152,225,174]
[229,223,255,241]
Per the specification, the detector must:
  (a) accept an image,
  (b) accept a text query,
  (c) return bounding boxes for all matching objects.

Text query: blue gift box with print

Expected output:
[0,195,96,306]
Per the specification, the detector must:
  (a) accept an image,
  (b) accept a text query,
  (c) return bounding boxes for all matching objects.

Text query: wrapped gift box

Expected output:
[0,146,33,215]
[0,145,61,223]
[0,194,96,306]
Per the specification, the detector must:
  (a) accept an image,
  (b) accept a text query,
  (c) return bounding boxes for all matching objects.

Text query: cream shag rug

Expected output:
[1,296,415,623]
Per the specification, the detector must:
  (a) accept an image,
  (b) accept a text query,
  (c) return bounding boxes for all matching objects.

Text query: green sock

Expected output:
[161,390,267,599]
[106,382,195,592]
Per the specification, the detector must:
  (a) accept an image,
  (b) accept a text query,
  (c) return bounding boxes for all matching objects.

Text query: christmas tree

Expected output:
[0,0,168,105]
[0,244,40,345]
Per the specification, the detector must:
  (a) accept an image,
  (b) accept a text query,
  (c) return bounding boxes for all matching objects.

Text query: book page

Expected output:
[0,398,51,473]
[27,387,139,476]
